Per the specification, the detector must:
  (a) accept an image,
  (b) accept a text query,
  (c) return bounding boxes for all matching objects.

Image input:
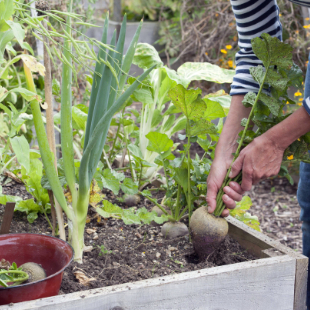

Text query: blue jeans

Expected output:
[297,52,310,310]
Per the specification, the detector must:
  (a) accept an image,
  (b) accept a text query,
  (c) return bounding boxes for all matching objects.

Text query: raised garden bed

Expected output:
[0,211,307,310]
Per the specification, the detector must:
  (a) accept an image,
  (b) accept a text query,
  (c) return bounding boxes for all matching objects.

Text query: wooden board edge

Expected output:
[0,255,295,310]
[294,256,308,310]
[227,216,306,260]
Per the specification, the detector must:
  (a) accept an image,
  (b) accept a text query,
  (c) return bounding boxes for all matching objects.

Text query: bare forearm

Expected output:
[215,95,250,157]
[264,107,310,150]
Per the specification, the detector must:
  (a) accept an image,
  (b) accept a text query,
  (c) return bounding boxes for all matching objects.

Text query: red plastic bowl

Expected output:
[0,233,73,305]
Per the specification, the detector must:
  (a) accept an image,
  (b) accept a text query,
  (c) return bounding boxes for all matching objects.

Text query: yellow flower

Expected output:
[279,13,282,17]
[294,91,302,97]
[205,52,208,56]
[228,60,233,67]
[304,25,310,29]
[215,13,219,17]
[286,101,290,105]
[306,61,309,67]
[299,98,303,101]
[233,36,237,42]
[287,155,294,160]
[298,102,303,106]
[221,49,227,54]
[226,45,233,50]
[306,17,310,21]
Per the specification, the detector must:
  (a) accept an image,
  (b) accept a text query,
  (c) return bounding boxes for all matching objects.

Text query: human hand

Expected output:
[206,157,244,217]
[229,134,285,191]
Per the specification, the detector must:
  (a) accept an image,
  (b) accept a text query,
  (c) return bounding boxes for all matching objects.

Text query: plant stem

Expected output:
[43,17,63,239]
[0,270,29,286]
[138,161,143,189]
[126,138,135,182]
[108,122,121,163]
[175,184,181,220]
[139,191,169,216]
[186,119,192,218]
[214,68,269,217]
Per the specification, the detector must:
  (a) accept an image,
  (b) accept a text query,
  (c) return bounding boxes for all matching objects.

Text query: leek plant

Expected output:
[25,12,154,262]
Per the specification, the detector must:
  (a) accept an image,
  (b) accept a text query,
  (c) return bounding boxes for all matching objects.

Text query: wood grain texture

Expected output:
[294,256,308,310]
[0,203,15,234]
[227,216,308,310]
[1,256,296,310]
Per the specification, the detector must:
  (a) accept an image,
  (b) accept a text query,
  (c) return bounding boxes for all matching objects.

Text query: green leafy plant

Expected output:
[126,43,233,181]
[24,10,154,262]
[0,261,28,288]
[97,245,113,256]
[214,33,310,217]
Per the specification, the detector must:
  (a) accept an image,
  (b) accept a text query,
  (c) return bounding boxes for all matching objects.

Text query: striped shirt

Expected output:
[230,0,310,115]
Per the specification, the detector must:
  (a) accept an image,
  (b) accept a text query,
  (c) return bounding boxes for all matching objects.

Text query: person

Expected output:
[205,0,310,308]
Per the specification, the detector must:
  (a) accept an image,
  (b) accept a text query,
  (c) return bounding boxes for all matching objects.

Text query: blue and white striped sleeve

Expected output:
[229,0,282,96]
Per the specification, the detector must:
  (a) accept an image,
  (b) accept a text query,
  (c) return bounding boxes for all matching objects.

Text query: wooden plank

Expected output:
[0,203,15,234]
[294,256,308,310]
[227,216,308,310]
[2,255,296,310]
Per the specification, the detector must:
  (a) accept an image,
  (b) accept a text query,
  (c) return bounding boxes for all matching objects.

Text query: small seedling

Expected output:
[271,187,275,193]
[97,245,113,256]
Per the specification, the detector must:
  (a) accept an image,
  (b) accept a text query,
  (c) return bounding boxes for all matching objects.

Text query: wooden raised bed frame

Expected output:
[0,216,307,310]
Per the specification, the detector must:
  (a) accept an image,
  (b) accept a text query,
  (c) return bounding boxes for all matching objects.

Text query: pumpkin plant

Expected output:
[24,12,154,262]
[190,33,310,259]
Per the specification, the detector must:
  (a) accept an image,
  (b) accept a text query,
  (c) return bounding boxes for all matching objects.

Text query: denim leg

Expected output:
[298,162,310,309]
[297,52,310,309]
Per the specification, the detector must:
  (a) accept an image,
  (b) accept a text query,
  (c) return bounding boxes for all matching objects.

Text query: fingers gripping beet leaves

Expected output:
[214,33,310,217]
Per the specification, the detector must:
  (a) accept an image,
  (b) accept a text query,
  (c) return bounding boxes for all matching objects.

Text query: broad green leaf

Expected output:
[249,66,265,85]
[259,93,280,116]
[27,212,38,223]
[242,92,256,108]
[6,20,25,47]
[190,119,217,136]
[15,199,41,213]
[265,69,289,91]
[101,169,121,195]
[151,109,163,127]
[11,88,42,103]
[127,144,143,159]
[0,0,14,21]
[10,135,30,173]
[0,0,14,31]
[171,118,187,135]
[132,86,153,105]
[120,178,139,195]
[285,63,303,88]
[121,209,141,225]
[163,104,181,116]
[241,118,248,127]
[0,30,14,62]
[146,132,173,154]
[0,185,22,205]
[72,106,87,130]
[162,115,176,132]
[177,62,235,84]
[174,168,188,192]
[252,33,293,69]
[203,99,225,121]
[236,196,252,211]
[207,95,231,115]
[133,43,163,70]
[96,200,123,218]
[168,84,204,120]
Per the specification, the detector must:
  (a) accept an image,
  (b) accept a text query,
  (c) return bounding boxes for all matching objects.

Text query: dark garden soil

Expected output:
[1,179,258,294]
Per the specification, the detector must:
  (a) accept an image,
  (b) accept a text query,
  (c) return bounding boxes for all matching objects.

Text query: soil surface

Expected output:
[1,180,256,294]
